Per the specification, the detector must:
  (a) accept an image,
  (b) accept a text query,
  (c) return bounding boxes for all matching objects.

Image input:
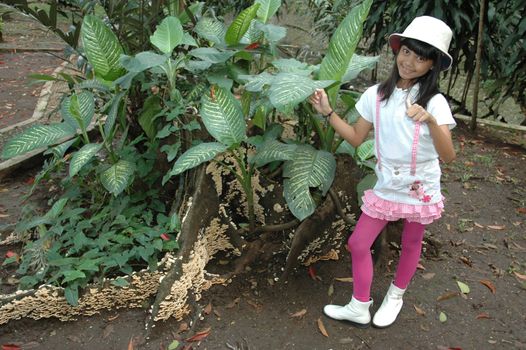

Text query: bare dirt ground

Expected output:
[1,6,526,350]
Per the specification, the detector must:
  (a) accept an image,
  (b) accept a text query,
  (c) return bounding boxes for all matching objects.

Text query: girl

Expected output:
[309,16,456,328]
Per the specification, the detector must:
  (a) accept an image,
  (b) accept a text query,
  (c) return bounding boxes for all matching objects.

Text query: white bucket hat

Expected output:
[388,16,453,71]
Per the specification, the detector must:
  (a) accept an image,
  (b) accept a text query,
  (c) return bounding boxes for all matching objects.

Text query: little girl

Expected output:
[309,16,456,328]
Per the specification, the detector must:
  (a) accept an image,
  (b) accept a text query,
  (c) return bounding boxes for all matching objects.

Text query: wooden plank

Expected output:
[454,114,526,132]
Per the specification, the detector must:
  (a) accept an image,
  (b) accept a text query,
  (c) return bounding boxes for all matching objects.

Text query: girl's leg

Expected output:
[393,220,426,289]
[347,213,389,302]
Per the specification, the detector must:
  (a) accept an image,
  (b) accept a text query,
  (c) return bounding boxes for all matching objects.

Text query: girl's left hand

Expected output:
[406,102,437,125]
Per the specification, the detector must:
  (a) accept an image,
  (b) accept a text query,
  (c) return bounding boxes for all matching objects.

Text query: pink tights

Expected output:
[347,213,426,302]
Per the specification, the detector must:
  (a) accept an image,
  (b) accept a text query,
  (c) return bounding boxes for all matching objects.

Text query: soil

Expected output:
[1,7,526,350]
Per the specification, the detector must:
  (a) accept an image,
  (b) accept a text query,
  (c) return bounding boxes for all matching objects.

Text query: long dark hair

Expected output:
[378,38,443,108]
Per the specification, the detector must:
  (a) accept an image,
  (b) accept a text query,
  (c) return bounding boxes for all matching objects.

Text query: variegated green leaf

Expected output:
[81,15,125,81]
[1,123,75,159]
[100,160,135,196]
[225,3,260,46]
[163,142,227,184]
[120,51,168,73]
[239,72,275,92]
[251,139,297,167]
[44,137,78,158]
[283,180,314,222]
[356,139,375,161]
[150,16,184,54]
[318,0,372,105]
[239,20,264,45]
[194,17,226,45]
[75,79,110,92]
[342,54,380,83]
[283,145,336,220]
[272,58,315,75]
[255,0,281,23]
[254,22,286,43]
[69,143,102,177]
[268,73,334,114]
[200,86,246,146]
[61,92,95,131]
[357,173,377,206]
[104,91,126,136]
[189,47,236,63]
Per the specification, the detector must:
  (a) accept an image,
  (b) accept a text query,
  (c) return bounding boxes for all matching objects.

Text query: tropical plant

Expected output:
[2,0,379,310]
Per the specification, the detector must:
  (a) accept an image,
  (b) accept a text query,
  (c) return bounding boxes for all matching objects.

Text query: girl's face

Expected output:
[396,45,434,84]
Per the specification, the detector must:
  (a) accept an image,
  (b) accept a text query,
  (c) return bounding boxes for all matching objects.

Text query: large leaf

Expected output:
[318,0,372,106]
[341,54,380,83]
[1,123,75,159]
[164,142,227,183]
[357,173,377,206]
[268,73,334,114]
[120,51,168,73]
[138,95,163,140]
[188,47,236,63]
[150,16,184,54]
[255,0,281,23]
[251,139,297,167]
[200,86,246,146]
[81,15,125,81]
[225,3,260,46]
[194,17,226,45]
[254,22,286,43]
[100,160,135,196]
[272,58,316,75]
[69,143,102,177]
[355,139,375,161]
[104,91,126,136]
[239,72,275,92]
[61,92,95,131]
[283,145,336,220]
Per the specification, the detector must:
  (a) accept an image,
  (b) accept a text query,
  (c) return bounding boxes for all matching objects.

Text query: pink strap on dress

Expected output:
[410,122,421,176]
[375,94,382,171]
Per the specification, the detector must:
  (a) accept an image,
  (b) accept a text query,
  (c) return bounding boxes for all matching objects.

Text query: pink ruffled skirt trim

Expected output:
[361,190,444,225]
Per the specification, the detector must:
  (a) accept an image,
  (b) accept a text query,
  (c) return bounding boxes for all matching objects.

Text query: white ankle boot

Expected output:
[323,296,373,328]
[372,282,406,328]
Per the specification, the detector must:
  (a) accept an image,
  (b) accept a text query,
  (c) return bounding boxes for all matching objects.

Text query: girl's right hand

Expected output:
[309,89,332,116]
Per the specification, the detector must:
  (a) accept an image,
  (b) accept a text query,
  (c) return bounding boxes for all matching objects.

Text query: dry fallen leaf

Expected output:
[416,263,426,270]
[413,304,426,316]
[487,225,506,230]
[476,312,491,319]
[328,284,334,297]
[317,318,329,337]
[474,222,484,228]
[334,277,353,283]
[436,291,459,302]
[2,345,22,350]
[177,322,189,333]
[479,280,496,294]
[421,272,436,280]
[513,271,526,281]
[185,328,211,342]
[225,297,240,309]
[290,308,307,318]
[128,337,135,350]
[203,302,212,315]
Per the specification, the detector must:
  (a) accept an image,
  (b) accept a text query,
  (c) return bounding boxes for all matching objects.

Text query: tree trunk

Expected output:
[471,0,487,131]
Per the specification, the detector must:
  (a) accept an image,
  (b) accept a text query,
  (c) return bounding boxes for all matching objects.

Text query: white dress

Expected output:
[354,84,456,224]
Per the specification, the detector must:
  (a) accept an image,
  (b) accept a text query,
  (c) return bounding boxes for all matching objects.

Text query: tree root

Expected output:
[281,193,336,280]
[145,164,219,334]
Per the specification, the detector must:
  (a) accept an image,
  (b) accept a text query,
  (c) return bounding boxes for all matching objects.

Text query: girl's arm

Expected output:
[309,89,373,147]
[406,103,456,163]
